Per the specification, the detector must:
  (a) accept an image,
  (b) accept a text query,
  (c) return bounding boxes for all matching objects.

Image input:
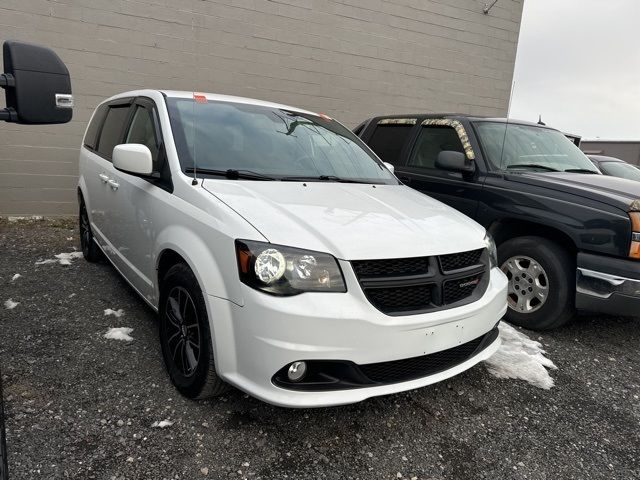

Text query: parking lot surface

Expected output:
[1,219,639,480]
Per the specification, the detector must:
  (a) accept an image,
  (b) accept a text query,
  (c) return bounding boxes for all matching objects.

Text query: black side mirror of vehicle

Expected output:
[1,40,73,124]
[436,150,475,174]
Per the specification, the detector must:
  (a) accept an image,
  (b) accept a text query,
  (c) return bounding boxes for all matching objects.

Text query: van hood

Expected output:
[508,172,640,211]
[202,181,486,260]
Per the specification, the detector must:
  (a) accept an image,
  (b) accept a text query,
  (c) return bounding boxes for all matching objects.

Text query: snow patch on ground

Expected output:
[104,308,124,318]
[35,251,84,266]
[8,215,43,222]
[4,299,19,310]
[484,322,557,390]
[151,419,174,428]
[104,327,134,342]
[10,273,21,282]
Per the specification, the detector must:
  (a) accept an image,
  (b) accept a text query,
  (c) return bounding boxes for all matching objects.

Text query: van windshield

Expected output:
[166,97,398,184]
[474,121,600,174]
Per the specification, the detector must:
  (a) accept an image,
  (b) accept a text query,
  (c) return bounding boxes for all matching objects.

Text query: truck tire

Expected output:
[498,236,575,330]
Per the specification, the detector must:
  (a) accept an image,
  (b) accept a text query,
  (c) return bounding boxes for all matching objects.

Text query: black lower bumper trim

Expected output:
[272,326,500,392]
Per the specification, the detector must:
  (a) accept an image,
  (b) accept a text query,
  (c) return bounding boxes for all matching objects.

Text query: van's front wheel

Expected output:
[499,236,575,330]
[159,263,228,399]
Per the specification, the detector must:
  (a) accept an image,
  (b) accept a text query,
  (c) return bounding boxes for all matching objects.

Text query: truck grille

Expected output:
[352,249,488,315]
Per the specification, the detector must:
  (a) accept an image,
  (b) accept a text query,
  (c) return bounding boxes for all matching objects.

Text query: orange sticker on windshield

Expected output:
[193,93,207,104]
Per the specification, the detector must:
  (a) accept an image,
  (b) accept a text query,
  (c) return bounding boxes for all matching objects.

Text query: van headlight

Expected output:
[484,232,498,268]
[235,240,347,295]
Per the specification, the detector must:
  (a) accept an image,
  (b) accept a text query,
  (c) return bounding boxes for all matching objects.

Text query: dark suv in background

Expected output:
[356,115,640,330]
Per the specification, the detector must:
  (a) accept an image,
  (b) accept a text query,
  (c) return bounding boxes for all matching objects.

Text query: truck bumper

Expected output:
[576,252,640,317]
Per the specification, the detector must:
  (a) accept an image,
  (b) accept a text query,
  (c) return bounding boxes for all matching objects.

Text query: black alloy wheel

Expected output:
[159,263,228,399]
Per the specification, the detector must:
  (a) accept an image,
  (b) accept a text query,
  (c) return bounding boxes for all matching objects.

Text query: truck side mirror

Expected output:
[1,40,73,124]
[436,150,475,174]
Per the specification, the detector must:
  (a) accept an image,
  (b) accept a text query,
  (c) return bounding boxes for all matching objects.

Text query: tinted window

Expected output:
[96,105,131,160]
[166,98,398,184]
[368,124,413,165]
[83,104,107,150]
[126,106,160,167]
[407,126,464,169]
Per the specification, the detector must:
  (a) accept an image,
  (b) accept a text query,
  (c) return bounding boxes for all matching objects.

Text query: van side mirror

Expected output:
[1,41,73,124]
[436,151,475,174]
[113,144,153,176]
[383,162,395,174]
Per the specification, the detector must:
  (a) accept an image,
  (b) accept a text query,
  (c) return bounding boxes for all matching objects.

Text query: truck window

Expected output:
[96,105,131,160]
[408,126,465,169]
[368,124,413,165]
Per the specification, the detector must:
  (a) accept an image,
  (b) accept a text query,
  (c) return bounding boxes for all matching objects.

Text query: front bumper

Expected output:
[205,267,507,408]
[576,252,640,317]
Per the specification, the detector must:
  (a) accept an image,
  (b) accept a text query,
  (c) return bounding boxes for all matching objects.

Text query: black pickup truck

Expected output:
[355,115,640,329]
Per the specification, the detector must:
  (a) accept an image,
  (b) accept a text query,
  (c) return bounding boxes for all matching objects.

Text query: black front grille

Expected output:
[439,248,483,273]
[366,284,434,313]
[352,257,429,278]
[359,329,495,383]
[443,273,483,305]
[352,249,487,315]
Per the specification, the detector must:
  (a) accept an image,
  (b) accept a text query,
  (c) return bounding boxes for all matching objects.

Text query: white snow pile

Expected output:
[104,308,124,318]
[484,322,557,390]
[35,251,84,266]
[10,273,21,282]
[104,327,134,342]
[4,299,19,310]
[151,419,174,428]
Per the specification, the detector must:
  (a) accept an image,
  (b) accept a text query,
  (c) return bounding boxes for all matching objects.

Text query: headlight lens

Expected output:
[484,232,498,268]
[630,212,640,259]
[236,240,347,295]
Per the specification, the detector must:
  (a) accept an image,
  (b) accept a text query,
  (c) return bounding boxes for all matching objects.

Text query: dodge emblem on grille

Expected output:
[459,278,480,288]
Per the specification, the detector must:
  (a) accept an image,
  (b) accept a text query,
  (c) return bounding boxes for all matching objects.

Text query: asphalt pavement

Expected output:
[1,219,639,480]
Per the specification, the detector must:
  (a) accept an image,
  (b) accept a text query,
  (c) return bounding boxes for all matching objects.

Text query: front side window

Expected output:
[475,122,600,173]
[407,126,465,169]
[166,98,398,184]
[96,105,131,160]
[126,106,160,168]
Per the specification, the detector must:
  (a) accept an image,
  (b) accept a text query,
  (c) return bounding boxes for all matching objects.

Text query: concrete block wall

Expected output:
[0,0,523,215]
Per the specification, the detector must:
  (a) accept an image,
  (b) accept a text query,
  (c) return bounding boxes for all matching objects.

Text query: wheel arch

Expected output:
[488,218,578,256]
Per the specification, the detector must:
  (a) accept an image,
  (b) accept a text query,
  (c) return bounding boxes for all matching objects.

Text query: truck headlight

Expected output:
[630,212,640,260]
[484,232,498,268]
[236,240,347,295]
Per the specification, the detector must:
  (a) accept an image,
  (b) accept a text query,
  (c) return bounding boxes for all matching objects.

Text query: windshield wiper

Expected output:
[563,168,600,174]
[185,167,278,181]
[506,164,560,172]
[281,175,372,184]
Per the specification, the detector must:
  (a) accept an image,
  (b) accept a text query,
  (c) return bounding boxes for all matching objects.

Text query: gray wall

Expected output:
[580,141,640,166]
[0,0,523,216]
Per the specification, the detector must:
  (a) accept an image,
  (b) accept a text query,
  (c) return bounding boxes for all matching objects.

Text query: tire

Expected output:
[159,263,228,399]
[498,236,575,330]
[79,196,104,262]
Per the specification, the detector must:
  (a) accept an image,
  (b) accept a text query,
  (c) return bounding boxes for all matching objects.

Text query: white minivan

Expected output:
[78,90,508,407]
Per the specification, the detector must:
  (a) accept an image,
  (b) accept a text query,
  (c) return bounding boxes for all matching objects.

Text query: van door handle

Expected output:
[98,173,109,183]
[107,179,119,190]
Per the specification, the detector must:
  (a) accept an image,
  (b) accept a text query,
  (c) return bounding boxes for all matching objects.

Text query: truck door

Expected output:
[394,120,484,219]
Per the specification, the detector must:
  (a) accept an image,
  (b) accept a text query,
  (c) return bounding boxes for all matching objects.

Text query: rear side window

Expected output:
[407,126,464,169]
[367,124,413,165]
[96,105,131,160]
[83,104,107,150]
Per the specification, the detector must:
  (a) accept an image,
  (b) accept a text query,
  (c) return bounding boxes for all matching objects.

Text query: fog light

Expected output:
[287,361,307,382]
